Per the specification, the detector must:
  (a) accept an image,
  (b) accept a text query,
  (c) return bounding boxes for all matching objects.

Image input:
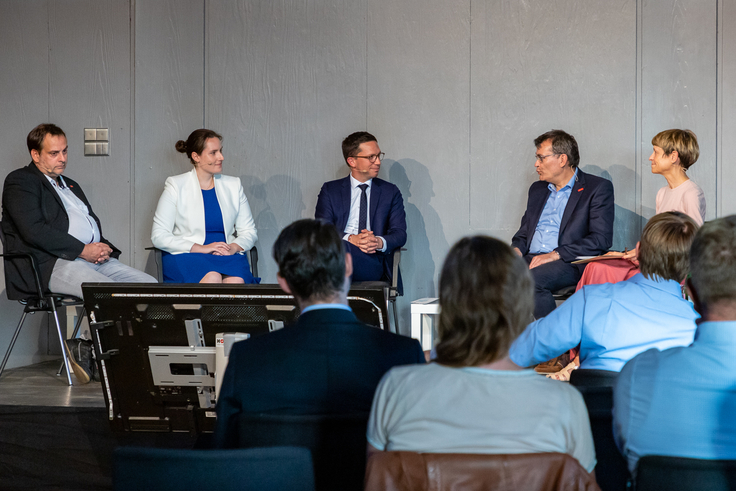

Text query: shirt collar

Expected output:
[349,174,372,189]
[694,321,736,345]
[627,272,685,297]
[301,303,352,314]
[547,168,578,193]
[44,174,68,189]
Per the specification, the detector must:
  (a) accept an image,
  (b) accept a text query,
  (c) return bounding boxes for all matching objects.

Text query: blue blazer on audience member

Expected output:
[315,176,407,289]
[212,307,424,448]
[511,169,614,270]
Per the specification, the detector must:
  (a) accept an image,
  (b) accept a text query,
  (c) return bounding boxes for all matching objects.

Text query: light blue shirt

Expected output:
[44,174,100,244]
[529,169,578,254]
[509,273,699,371]
[300,303,352,314]
[614,321,736,474]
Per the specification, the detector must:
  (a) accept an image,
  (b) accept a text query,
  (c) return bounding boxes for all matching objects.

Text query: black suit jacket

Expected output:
[213,307,425,448]
[315,176,406,291]
[511,169,614,270]
[1,163,120,299]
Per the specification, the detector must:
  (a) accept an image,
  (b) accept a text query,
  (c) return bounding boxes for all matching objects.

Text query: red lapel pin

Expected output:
[577,188,583,192]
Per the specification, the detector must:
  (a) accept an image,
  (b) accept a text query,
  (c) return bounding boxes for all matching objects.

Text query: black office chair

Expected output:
[238,412,369,491]
[353,248,403,333]
[113,446,315,491]
[147,245,259,282]
[635,455,736,491]
[0,230,87,385]
[570,369,629,491]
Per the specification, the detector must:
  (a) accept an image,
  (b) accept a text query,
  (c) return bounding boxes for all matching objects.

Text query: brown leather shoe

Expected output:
[534,352,571,374]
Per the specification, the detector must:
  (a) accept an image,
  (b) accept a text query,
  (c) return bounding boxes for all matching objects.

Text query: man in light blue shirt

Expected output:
[510,212,699,371]
[614,215,736,474]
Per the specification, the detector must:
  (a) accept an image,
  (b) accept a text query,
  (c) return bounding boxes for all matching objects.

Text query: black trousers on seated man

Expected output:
[524,254,582,319]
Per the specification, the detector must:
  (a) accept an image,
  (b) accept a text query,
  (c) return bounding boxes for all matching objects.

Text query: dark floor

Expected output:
[0,359,105,407]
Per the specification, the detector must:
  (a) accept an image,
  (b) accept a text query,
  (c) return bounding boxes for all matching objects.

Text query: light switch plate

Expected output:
[84,128,109,156]
[84,142,97,156]
[96,129,108,141]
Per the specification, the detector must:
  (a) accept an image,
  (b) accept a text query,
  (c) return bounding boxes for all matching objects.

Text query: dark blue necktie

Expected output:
[358,184,368,232]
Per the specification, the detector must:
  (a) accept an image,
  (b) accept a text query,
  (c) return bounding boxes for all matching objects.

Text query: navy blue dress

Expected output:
[162,188,259,283]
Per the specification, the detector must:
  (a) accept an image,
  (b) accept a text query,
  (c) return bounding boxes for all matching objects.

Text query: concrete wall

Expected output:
[0,0,732,365]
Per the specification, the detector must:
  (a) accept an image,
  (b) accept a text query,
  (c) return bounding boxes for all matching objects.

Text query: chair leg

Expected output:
[390,298,400,334]
[57,307,86,376]
[0,311,30,379]
[49,300,73,386]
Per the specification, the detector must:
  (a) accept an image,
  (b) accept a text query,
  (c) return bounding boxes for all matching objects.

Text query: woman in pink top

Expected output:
[575,129,705,291]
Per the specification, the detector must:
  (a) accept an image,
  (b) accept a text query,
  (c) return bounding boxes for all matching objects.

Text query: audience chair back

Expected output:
[364,451,600,491]
[238,412,369,491]
[113,446,314,491]
[635,455,736,491]
[569,369,629,491]
[0,227,85,385]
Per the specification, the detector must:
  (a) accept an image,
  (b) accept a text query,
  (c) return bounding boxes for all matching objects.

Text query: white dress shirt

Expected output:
[45,175,100,244]
[343,175,386,251]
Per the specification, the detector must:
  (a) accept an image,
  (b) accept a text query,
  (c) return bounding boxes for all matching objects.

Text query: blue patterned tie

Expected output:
[358,184,368,232]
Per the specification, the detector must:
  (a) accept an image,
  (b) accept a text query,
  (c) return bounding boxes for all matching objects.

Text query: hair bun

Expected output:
[175,140,188,153]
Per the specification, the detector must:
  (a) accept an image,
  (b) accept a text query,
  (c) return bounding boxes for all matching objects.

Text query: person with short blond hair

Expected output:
[614,215,736,473]
[367,236,596,474]
[510,211,700,372]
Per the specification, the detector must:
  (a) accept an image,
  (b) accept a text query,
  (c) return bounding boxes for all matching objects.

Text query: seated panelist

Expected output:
[575,129,705,290]
[151,129,258,284]
[315,132,406,291]
[1,123,155,300]
[511,130,614,319]
[367,236,596,475]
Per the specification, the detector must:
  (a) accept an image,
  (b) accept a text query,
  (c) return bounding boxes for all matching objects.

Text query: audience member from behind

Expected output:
[213,219,424,448]
[509,211,699,372]
[614,215,736,474]
[367,236,595,473]
[151,129,258,283]
[1,123,155,301]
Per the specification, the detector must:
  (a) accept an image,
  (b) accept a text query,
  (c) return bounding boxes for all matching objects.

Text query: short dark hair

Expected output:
[689,215,736,309]
[27,124,66,153]
[175,128,222,165]
[342,131,377,165]
[639,211,699,282]
[272,219,346,301]
[534,130,580,169]
[434,236,534,367]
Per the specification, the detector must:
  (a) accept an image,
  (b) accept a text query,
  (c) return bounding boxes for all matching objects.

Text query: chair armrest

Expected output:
[145,246,164,283]
[248,246,259,278]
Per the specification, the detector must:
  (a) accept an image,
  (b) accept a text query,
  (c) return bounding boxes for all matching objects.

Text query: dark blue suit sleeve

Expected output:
[511,187,537,256]
[380,188,407,253]
[315,183,337,226]
[556,179,614,261]
[212,348,243,449]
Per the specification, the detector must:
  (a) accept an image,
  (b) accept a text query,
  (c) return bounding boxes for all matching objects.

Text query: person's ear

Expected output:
[558,153,568,168]
[670,150,680,165]
[686,276,703,316]
[30,149,40,164]
[191,152,201,164]
[276,273,292,295]
[344,252,353,279]
[346,157,356,170]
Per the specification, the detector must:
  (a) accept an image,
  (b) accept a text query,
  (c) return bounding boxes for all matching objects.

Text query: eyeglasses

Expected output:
[351,152,385,163]
[535,153,559,162]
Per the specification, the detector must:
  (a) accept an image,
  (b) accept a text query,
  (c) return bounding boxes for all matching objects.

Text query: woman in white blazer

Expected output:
[151,129,258,283]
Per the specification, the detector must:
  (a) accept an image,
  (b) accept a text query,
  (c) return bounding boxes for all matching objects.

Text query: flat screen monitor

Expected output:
[82,282,389,434]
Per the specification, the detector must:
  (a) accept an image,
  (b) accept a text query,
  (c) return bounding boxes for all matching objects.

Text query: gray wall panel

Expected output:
[366,0,470,329]
[721,0,736,216]
[641,0,717,221]
[470,0,638,251]
[134,0,205,273]
[48,0,133,263]
[206,0,367,285]
[0,1,54,368]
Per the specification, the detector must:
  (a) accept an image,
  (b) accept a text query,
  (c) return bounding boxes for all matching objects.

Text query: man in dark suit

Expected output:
[213,219,424,448]
[1,123,155,300]
[512,130,614,318]
[315,132,406,291]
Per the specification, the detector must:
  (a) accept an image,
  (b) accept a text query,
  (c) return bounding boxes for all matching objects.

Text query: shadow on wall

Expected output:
[389,160,449,335]
[581,164,645,251]
[241,174,306,282]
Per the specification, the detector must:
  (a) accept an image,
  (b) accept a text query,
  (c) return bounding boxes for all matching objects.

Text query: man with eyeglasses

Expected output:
[511,129,614,319]
[315,131,406,291]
